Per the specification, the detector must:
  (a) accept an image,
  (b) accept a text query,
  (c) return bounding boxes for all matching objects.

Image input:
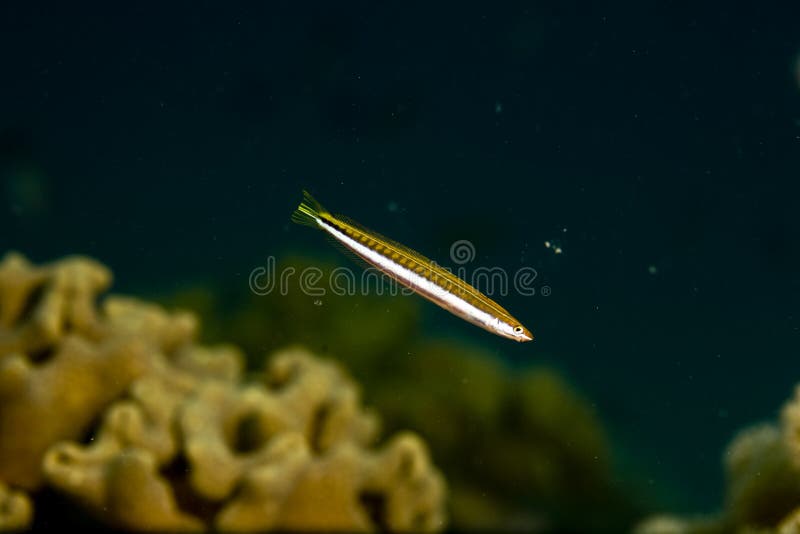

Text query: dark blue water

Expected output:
[2,1,799,520]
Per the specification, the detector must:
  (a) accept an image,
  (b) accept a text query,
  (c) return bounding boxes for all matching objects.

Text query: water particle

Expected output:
[544,240,563,254]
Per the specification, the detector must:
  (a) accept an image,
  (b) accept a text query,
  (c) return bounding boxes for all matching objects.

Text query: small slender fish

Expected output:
[291,191,533,342]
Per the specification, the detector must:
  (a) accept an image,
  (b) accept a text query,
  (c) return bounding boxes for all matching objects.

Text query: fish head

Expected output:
[510,323,534,342]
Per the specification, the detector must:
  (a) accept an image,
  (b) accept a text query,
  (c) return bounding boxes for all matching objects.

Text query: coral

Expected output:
[636,386,800,534]
[0,335,151,489]
[779,509,800,534]
[724,424,800,528]
[633,514,726,534]
[44,346,445,532]
[181,348,379,503]
[0,252,110,355]
[0,253,446,532]
[217,432,445,532]
[0,481,32,531]
[0,252,228,491]
[0,253,160,490]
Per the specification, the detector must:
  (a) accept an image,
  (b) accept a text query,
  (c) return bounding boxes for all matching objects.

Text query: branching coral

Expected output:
[0,253,158,491]
[44,346,445,532]
[217,432,445,532]
[180,348,380,503]
[0,334,151,489]
[0,253,447,532]
[0,252,110,355]
[0,252,232,493]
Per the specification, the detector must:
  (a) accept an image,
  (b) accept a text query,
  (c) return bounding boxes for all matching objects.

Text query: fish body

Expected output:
[291,191,533,342]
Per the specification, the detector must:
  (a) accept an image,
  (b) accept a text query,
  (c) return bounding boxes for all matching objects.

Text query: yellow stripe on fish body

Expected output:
[291,190,533,342]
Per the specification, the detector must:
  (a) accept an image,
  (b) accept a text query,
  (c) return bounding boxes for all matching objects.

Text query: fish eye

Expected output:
[513,326,524,334]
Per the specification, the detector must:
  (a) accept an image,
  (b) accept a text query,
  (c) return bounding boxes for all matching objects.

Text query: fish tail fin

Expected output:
[291,189,328,227]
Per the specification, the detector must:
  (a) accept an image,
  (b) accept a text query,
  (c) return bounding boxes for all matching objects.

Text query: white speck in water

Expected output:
[648,264,658,275]
[495,101,503,114]
[313,299,323,306]
[544,241,563,254]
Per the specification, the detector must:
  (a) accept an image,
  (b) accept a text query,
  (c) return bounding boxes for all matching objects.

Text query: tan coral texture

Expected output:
[44,346,446,532]
[0,481,32,531]
[0,252,152,490]
[0,253,446,532]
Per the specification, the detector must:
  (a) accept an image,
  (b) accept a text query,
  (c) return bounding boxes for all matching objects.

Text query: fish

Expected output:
[291,190,534,342]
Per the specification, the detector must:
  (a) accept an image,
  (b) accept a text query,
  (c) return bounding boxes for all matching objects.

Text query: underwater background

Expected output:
[1,2,799,532]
